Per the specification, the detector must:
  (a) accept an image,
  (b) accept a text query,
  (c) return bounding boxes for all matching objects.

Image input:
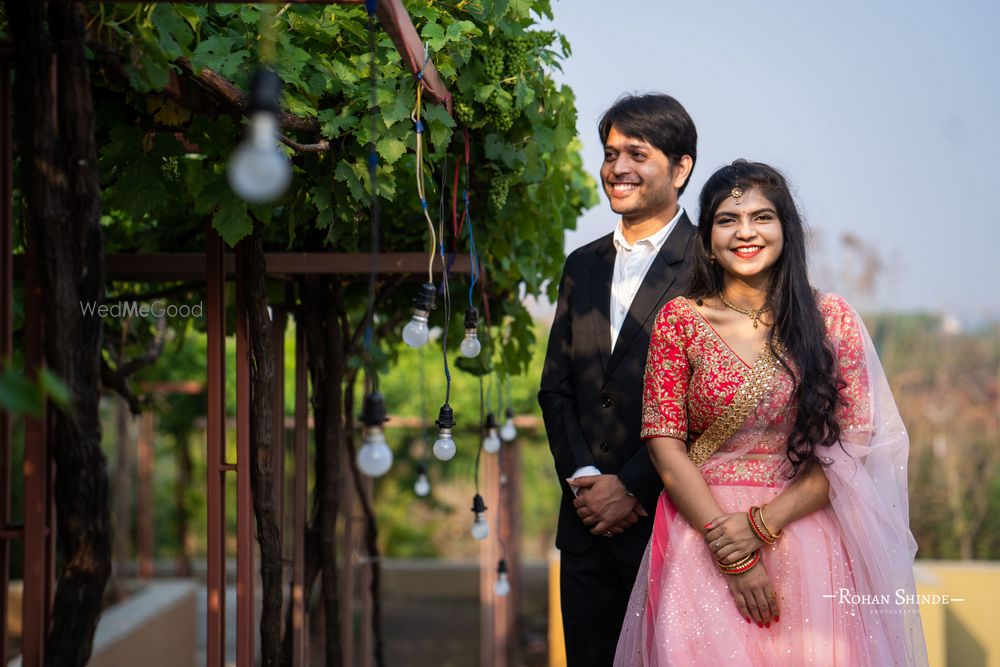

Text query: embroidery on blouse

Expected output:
[687,343,784,466]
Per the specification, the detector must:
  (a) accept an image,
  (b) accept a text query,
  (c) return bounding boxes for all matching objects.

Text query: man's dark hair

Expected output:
[598,93,698,195]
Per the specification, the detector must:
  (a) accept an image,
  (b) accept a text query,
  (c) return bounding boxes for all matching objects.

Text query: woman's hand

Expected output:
[705,511,764,564]
[725,561,780,627]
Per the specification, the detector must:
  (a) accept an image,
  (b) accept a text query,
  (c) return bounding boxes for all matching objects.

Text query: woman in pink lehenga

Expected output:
[614,161,927,666]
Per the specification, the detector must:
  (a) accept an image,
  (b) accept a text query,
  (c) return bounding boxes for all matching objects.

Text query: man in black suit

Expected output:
[538,93,698,666]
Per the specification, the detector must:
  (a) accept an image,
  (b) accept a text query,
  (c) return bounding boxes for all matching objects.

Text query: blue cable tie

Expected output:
[414,120,424,134]
[420,198,428,210]
[368,152,379,169]
[416,71,424,81]
[365,0,377,15]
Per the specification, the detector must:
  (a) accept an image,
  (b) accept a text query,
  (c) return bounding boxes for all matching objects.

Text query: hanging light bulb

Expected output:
[356,392,393,477]
[494,559,510,597]
[227,68,292,204]
[470,493,489,540]
[459,307,481,358]
[402,283,437,349]
[432,404,457,461]
[499,406,518,442]
[413,462,431,497]
[482,412,501,454]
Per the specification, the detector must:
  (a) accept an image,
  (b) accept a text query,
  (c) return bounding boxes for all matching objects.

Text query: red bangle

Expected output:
[718,550,760,575]
[747,506,776,545]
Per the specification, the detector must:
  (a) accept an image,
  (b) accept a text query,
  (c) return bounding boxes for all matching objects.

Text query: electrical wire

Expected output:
[363,0,380,391]
[411,54,437,284]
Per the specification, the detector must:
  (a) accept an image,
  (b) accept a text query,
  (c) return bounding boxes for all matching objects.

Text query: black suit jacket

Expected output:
[538,214,697,558]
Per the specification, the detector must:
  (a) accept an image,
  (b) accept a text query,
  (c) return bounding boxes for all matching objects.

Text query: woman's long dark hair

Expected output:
[688,160,842,475]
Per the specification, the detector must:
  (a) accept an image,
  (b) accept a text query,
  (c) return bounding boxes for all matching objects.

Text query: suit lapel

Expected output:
[604,214,696,380]
[588,239,615,373]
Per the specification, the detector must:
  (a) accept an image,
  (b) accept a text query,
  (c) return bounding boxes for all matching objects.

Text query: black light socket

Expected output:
[435,403,455,429]
[471,493,487,514]
[497,558,508,574]
[463,306,479,329]
[361,391,387,427]
[249,68,282,114]
[485,412,498,429]
[413,282,437,312]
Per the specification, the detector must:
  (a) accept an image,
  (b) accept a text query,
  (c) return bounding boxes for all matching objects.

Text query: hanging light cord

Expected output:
[363,0,380,391]
[474,376,484,492]
[411,49,437,284]
[437,155,453,405]
[461,129,480,306]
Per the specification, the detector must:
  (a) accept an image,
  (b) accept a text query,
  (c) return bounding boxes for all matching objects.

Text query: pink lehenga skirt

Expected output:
[614,483,876,666]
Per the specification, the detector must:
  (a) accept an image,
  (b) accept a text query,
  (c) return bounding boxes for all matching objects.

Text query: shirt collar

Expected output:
[613,207,685,253]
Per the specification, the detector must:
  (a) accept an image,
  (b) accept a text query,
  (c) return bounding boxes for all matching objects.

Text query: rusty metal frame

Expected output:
[0,45,13,667]
[0,0,474,663]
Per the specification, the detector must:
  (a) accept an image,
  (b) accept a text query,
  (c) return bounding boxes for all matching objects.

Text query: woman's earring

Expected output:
[709,254,716,263]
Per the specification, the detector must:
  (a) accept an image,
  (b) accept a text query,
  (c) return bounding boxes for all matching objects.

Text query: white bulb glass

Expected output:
[356,430,393,477]
[432,433,456,461]
[402,313,430,349]
[414,473,431,497]
[459,332,481,358]
[227,112,292,204]
[500,418,517,442]
[482,431,502,454]
[494,573,510,597]
[471,515,490,541]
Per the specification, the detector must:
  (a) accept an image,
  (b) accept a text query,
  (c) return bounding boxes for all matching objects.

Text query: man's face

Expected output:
[600,126,679,221]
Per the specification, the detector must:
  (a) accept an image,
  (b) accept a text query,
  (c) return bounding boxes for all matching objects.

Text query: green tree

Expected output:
[74,1,596,665]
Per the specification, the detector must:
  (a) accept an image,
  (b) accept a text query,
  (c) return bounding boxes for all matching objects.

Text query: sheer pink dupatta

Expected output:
[614,295,927,666]
[821,298,928,666]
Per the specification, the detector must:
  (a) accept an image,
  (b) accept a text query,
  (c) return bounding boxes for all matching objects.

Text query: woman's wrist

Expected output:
[759,502,787,535]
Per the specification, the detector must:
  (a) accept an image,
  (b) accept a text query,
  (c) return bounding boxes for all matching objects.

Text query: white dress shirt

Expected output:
[610,207,684,350]
[568,207,685,493]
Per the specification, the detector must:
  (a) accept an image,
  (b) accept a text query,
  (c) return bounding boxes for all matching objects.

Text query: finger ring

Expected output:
[602,531,613,538]
[766,591,777,601]
[713,540,720,550]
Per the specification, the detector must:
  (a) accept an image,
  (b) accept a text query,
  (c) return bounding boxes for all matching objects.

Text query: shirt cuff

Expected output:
[568,466,602,497]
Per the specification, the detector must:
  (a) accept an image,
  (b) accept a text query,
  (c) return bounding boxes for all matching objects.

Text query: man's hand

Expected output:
[569,474,648,536]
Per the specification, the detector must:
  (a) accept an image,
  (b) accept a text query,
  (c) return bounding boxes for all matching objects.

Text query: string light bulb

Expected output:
[227,68,292,204]
[494,559,510,597]
[356,392,393,477]
[402,283,437,349]
[470,493,489,540]
[482,412,501,454]
[414,461,431,497]
[459,307,481,358]
[500,406,518,442]
[432,404,457,461]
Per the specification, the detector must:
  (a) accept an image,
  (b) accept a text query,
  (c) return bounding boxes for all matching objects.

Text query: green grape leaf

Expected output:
[212,195,253,246]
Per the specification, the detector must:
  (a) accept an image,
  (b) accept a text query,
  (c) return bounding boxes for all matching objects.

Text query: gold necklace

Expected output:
[719,293,769,329]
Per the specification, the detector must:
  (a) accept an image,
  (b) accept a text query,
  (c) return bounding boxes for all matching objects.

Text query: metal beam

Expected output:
[205,226,227,667]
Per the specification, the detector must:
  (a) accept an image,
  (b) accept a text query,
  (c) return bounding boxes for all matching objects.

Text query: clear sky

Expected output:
[541,0,1000,321]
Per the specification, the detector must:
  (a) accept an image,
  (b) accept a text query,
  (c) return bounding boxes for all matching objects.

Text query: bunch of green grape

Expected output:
[488,172,511,211]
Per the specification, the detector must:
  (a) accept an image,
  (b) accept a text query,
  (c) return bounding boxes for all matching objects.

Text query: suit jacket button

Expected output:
[600,442,610,453]
[601,394,613,408]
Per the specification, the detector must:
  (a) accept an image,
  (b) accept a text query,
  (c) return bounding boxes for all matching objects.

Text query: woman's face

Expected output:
[710,187,785,286]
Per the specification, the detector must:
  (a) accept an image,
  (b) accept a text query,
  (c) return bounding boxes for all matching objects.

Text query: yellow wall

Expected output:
[916,561,1000,667]
[548,558,1000,667]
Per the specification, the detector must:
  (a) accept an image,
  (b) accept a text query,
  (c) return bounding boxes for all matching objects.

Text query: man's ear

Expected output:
[671,155,694,191]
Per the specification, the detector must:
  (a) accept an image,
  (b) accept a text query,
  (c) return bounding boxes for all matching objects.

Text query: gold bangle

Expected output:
[716,551,755,571]
[758,505,781,540]
[716,551,759,575]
